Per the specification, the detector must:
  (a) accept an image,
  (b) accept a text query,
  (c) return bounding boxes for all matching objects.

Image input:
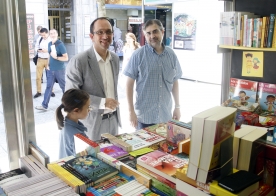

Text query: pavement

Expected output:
[0,60,221,173]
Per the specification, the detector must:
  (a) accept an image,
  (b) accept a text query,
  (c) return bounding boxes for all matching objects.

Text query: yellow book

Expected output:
[261,17,267,48]
[272,19,276,48]
[47,163,86,193]
[210,180,259,196]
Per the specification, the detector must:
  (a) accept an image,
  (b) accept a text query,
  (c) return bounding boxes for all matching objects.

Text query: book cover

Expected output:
[137,150,188,183]
[116,129,165,151]
[65,155,118,184]
[257,82,276,116]
[166,121,191,145]
[223,78,258,111]
[148,140,178,155]
[117,155,137,169]
[267,14,275,48]
[0,168,24,182]
[100,144,129,159]
[143,123,168,138]
[261,16,267,48]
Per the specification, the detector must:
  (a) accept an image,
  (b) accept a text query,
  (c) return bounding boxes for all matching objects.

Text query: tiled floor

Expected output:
[0,61,221,173]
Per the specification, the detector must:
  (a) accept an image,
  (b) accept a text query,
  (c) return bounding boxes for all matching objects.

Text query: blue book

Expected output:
[267,14,275,47]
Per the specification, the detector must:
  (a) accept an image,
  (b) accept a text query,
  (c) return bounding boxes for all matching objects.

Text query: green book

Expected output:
[65,155,118,185]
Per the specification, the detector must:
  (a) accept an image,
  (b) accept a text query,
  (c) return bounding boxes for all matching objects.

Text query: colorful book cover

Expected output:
[242,52,263,77]
[137,150,188,181]
[116,130,165,151]
[257,82,276,115]
[223,78,258,111]
[65,155,118,184]
[148,140,178,155]
[143,123,167,138]
[100,144,129,159]
[117,155,137,169]
[166,122,191,145]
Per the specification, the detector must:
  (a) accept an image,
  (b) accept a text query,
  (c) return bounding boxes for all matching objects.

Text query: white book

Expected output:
[233,126,258,168]
[197,107,236,183]
[0,174,28,188]
[176,179,209,196]
[187,106,223,180]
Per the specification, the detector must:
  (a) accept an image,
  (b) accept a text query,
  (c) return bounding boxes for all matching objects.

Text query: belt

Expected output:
[38,57,48,59]
[102,111,116,120]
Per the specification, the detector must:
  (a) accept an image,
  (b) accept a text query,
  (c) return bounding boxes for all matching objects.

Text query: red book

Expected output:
[74,134,100,157]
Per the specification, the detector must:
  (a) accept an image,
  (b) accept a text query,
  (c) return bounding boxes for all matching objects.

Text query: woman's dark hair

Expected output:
[142,19,164,31]
[56,89,90,130]
[90,17,113,34]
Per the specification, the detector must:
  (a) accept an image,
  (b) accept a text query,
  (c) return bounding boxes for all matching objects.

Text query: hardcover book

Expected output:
[257,82,276,116]
[222,78,258,112]
[65,155,118,185]
[137,150,188,183]
[100,144,129,159]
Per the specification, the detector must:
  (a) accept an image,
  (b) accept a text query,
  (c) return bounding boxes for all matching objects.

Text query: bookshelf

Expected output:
[219,45,276,51]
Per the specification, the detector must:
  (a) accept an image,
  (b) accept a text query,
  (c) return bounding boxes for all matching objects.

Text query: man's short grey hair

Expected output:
[142,19,164,31]
[37,26,43,31]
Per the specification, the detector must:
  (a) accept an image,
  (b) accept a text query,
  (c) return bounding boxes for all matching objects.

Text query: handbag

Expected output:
[33,37,43,65]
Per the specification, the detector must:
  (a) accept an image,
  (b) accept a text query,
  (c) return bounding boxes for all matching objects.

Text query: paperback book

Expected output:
[167,120,191,145]
[100,144,129,159]
[137,150,188,183]
[65,155,118,185]
[116,129,165,151]
[257,82,276,116]
[222,78,258,112]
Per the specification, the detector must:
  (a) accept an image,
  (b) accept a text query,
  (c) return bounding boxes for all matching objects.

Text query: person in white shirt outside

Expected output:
[33,25,42,56]
[34,28,55,98]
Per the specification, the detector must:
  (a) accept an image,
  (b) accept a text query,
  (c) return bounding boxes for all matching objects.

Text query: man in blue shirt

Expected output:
[123,19,183,129]
[35,29,68,110]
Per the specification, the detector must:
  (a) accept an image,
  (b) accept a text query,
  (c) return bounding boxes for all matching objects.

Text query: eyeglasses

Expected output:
[93,30,113,36]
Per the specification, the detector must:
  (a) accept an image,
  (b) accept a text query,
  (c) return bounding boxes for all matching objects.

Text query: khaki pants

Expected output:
[36,58,53,93]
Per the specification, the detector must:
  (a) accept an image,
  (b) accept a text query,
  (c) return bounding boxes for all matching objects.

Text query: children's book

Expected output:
[257,82,276,116]
[143,123,168,138]
[116,129,165,151]
[136,150,188,183]
[65,155,118,185]
[222,78,258,112]
[167,121,191,145]
[100,144,129,159]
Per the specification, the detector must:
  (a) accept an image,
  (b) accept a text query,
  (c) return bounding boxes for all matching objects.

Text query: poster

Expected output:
[26,14,35,58]
[173,13,197,50]
[242,51,263,77]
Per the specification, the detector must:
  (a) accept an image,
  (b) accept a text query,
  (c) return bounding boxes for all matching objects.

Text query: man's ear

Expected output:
[89,33,94,40]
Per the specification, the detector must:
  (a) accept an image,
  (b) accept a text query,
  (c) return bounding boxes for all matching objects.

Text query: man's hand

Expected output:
[105,98,119,111]
[129,110,138,128]
[172,108,181,120]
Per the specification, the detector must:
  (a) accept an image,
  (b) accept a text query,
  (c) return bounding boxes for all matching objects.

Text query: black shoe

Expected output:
[51,92,55,97]
[34,93,41,98]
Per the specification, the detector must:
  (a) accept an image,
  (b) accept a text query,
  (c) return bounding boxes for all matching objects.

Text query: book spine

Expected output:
[261,17,267,47]
[96,152,121,170]
[243,15,248,47]
[272,18,276,48]
[267,14,275,47]
[264,16,270,47]
[252,18,258,47]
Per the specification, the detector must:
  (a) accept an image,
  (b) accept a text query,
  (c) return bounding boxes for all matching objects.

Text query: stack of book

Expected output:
[187,106,237,183]
[19,155,50,177]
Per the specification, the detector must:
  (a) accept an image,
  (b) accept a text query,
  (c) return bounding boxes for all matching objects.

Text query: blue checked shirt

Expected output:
[123,44,182,124]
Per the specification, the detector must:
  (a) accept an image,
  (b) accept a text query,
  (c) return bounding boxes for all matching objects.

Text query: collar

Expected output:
[146,43,166,55]
[93,45,111,62]
[64,118,87,133]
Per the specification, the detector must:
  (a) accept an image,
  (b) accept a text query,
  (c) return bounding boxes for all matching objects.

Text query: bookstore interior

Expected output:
[3,0,276,195]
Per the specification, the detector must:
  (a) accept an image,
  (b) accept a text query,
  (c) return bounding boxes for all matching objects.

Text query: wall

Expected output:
[74,0,97,54]
[25,0,48,29]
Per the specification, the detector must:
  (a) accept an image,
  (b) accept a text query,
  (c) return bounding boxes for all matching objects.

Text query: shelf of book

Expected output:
[219,45,276,51]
